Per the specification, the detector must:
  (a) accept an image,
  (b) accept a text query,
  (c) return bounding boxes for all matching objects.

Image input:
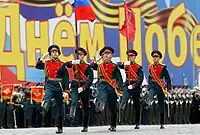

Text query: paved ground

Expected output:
[0,124,199,135]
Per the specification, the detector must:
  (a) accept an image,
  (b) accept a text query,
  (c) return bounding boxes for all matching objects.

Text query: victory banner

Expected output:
[31,86,44,102]
[1,84,14,102]
[0,0,200,86]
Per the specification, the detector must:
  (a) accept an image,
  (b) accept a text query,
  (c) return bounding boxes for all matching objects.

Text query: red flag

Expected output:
[31,87,44,102]
[74,0,96,22]
[1,84,14,102]
[119,2,136,41]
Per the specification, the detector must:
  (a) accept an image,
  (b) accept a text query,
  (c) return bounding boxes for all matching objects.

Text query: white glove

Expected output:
[40,52,49,62]
[128,85,133,90]
[78,87,83,93]
[72,59,80,64]
[63,92,69,98]
[124,61,130,66]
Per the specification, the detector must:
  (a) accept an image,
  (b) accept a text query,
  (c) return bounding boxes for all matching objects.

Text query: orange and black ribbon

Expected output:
[78,68,89,82]
[149,65,167,94]
[90,0,198,33]
[99,64,121,98]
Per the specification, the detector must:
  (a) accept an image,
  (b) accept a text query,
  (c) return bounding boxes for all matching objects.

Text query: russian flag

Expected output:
[73,0,96,21]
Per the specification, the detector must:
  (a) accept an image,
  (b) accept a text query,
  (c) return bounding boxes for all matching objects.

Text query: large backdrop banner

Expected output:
[0,0,200,86]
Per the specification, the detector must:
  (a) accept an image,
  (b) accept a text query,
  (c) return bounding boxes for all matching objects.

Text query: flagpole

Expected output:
[74,0,79,49]
[124,0,129,59]
[0,84,2,102]
[74,0,80,87]
[31,87,33,104]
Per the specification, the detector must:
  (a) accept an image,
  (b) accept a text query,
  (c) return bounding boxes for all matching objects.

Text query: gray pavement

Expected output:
[0,124,199,135]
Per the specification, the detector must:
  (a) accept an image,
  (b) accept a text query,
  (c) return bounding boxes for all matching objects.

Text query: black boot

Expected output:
[24,119,28,128]
[56,116,63,134]
[160,124,165,129]
[56,128,63,134]
[0,119,3,129]
[134,124,140,129]
[109,126,116,131]
[81,127,88,132]
[40,101,49,117]
[27,119,32,128]
[160,113,164,129]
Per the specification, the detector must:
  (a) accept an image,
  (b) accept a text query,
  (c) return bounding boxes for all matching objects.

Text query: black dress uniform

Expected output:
[118,49,144,129]
[0,100,6,129]
[36,45,69,134]
[23,87,36,128]
[92,46,123,131]
[65,47,93,132]
[148,50,172,129]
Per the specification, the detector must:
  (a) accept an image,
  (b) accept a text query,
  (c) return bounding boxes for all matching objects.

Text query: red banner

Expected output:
[31,86,44,102]
[1,84,14,101]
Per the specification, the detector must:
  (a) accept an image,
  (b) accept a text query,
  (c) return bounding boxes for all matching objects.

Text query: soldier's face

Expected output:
[128,55,136,62]
[153,56,160,63]
[78,54,84,60]
[50,50,59,59]
[102,52,112,61]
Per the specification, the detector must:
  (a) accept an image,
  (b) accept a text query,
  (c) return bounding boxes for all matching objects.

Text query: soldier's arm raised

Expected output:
[35,58,45,70]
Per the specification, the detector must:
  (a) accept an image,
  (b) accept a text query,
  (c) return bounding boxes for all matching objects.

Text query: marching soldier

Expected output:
[118,49,144,129]
[65,47,93,132]
[36,45,69,134]
[92,46,123,131]
[148,50,172,129]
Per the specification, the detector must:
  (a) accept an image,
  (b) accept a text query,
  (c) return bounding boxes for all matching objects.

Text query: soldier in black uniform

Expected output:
[118,49,143,129]
[65,47,93,132]
[92,46,123,131]
[15,87,25,128]
[36,45,69,134]
[148,50,172,129]
[0,85,6,128]
[23,83,34,128]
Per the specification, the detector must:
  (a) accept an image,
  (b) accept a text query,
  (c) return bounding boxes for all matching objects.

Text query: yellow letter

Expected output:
[0,3,25,81]
[119,7,142,64]
[53,21,76,61]
[79,22,105,61]
[26,21,49,66]
[190,25,200,66]
[145,24,166,64]
[167,3,187,67]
